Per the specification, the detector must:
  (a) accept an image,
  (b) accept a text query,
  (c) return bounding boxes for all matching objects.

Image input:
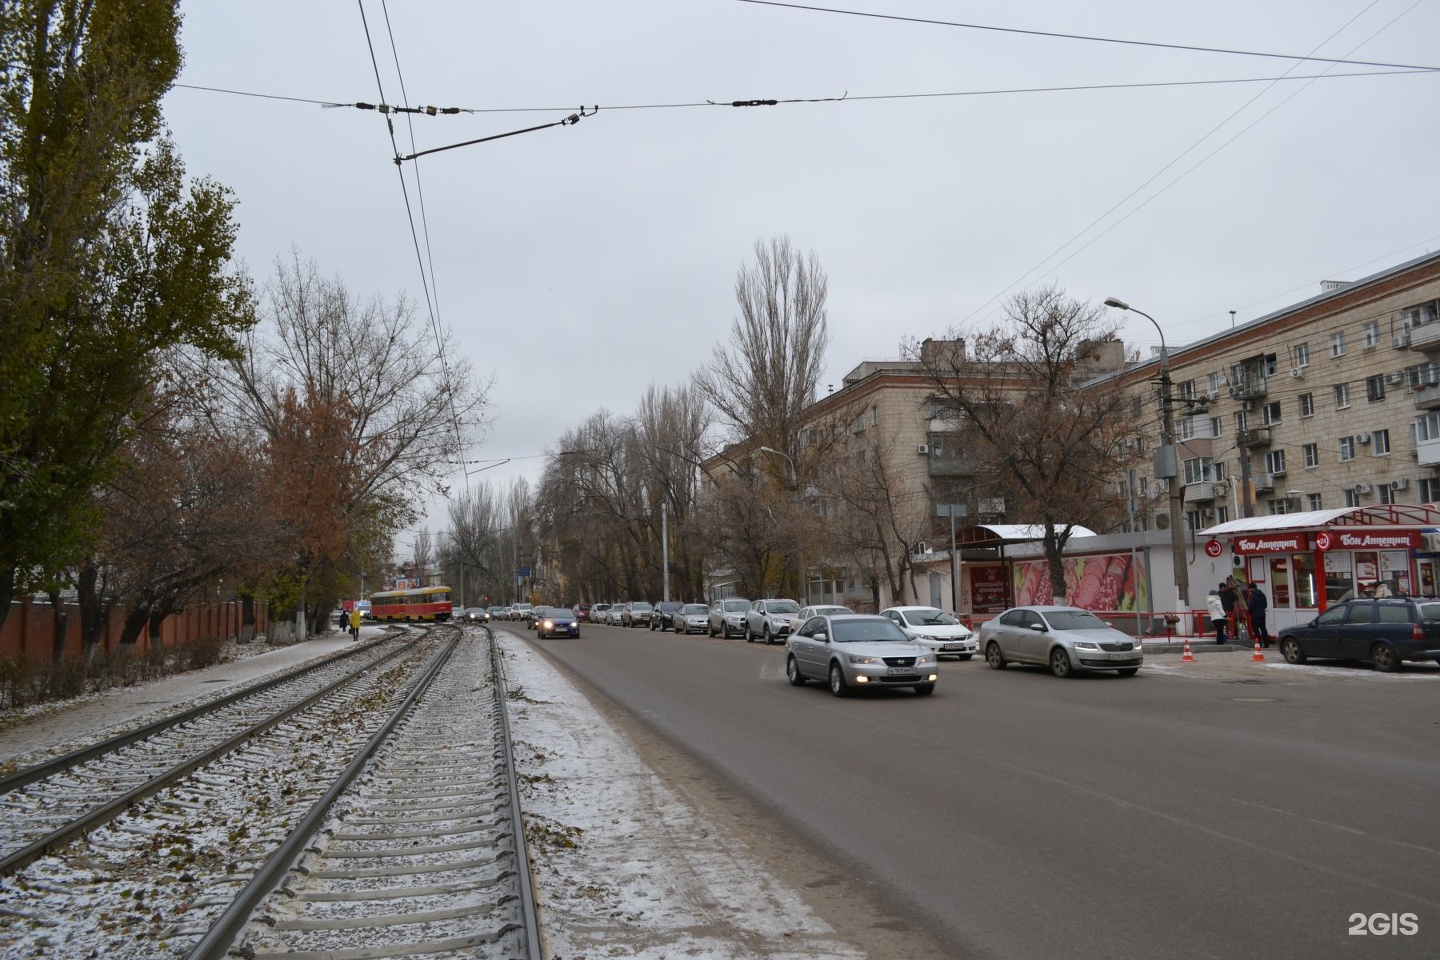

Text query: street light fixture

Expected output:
[1105,297,1190,610]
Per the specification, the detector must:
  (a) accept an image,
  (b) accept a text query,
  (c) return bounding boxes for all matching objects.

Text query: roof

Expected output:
[1200,504,1440,536]
[977,523,1098,541]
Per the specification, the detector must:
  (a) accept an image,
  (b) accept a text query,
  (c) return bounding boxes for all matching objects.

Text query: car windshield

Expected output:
[831,619,909,643]
[631,602,652,611]
[907,607,958,625]
[723,600,749,611]
[768,600,800,614]
[682,604,709,614]
[1042,609,1107,630]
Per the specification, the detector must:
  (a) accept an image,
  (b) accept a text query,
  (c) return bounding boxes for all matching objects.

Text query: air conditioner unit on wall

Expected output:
[1290,368,1304,379]
[1241,400,1253,412]
[1355,432,1372,445]
[917,444,929,455]
[1355,482,1373,494]
[1153,511,1170,530]
[1386,371,1405,385]
[1391,478,1409,490]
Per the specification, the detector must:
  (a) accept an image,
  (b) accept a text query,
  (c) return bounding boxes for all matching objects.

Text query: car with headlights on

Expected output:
[744,598,801,644]
[881,606,978,660]
[649,601,685,631]
[672,603,712,634]
[978,605,1143,678]
[709,598,751,638]
[534,605,581,638]
[465,607,490,622]
[1276,597,1440,671]
[786,614,938,696]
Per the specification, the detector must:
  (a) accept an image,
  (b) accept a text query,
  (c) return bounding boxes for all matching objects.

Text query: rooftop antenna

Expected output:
[1230,310,1236,328]
[827,384,833,394]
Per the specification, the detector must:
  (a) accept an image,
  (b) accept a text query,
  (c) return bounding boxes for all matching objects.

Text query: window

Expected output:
[1295,343,1311,367]
[1177,379,1196,401]
[1330,331,1346,357]
[1415,411,1440,442]
[1261,401,1281,425]
[1378,482,1396,505]
[1215,505,1229,524]
[1235,411,1248,432]
[1333,383,1351,409]
[1407,361,1440,388]
[1177,417,1195,441]
[1420,477,1440,503]
[1344,488,1360,507]
[1307,493,1324,510]
[1207,372,1222,395]
[1210,416,1224,437]
[1265,450,1286,474]
[1299,392,1315,417]
[871,404,879,425]
[1267,499,1290,515]
[1363,321,1381,348]
[1373,428,1391,455]
[1183,457,1217,484]
[1303,443,1319,468]
[1263,353,1279,377]
[1338,436,1356,461]
[1366,375,1386,402]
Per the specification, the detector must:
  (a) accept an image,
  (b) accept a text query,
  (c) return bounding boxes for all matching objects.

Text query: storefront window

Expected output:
[1269,557,1291,606]
[1324,551,1353,604]
[1379,550,1411,595]
[1291,554,1317,608]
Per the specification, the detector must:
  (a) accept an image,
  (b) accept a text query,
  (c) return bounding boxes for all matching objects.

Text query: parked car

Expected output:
[589,603,611,624]
[786,613,938,696]
[574,603,594,622]
[1276,597,1440,671]
[672,603,712,634]
[709,598,752,638]
[796,605,853,622]
[649,601,685,631]
[535,605,581,638]
[488,605,507,620]
[881,606,978,660]
[605,604,628,626]
[745,598,801,644]
[978,606,1143,678]
[622,600,654,627]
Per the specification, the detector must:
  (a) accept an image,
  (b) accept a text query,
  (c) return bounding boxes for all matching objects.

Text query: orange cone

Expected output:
[1181,636,1196,662]
[1252,635,1266,662]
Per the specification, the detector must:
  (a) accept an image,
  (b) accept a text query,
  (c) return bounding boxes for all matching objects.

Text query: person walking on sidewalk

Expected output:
[1206,588,1227,644]
[1245,582,1271,648]
[348,606,362,641]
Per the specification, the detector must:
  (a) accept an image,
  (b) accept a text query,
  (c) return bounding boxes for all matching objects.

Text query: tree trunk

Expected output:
[47,589,68,667]
[0,568,14,637]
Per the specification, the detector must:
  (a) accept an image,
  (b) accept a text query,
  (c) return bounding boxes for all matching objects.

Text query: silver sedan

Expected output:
[978,606,1143,678]
[786,614,939,697]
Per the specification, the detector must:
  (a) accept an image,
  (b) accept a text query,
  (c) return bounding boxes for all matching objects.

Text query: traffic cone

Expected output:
[1181,636,1196,662]
[1252,635,1266,662]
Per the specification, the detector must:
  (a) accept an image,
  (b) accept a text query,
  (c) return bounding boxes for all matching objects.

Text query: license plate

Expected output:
[887,667,919,677]
[1111,652,1134,660]
[942,643,962,650]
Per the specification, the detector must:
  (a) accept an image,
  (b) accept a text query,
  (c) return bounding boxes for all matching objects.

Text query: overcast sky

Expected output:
[162,0,1440,543]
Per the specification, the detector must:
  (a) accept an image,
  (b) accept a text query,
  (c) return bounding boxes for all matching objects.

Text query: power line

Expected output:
[725,0,1440,72]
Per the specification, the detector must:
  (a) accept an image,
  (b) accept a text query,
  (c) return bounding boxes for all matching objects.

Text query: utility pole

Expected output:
[661,501,670,603]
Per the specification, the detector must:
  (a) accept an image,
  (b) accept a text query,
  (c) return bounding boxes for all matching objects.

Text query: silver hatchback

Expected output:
[786,614,939,697]
[978,606,1143,678]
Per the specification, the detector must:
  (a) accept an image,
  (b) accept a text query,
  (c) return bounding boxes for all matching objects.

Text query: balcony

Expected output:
[928,454,978,477]
[1407,322,1440,352]
[1418,437,1440,466]
[1183,481,1229,503]
[1236,426,1274,447]
[1411,382,1440,410]
[1228,375,1267,400]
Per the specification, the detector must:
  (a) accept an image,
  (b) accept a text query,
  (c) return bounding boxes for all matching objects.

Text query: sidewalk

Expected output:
[0,628,363,765]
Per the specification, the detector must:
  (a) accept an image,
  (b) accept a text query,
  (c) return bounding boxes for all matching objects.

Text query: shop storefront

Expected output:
[1200,505,1440,632]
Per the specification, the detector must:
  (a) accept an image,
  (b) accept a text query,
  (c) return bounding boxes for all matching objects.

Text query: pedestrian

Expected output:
[1219,578,1239,639]
[1245,582,1270,648]
[1206,588,1227,644]
[348,606,362,641]
[1373,580,1394,598]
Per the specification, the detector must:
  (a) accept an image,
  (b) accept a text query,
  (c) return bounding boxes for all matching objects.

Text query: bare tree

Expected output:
[907,285,1137,603]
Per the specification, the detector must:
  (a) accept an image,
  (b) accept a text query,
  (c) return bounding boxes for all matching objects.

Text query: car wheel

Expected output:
[786,655,807,686]
[913,683,936,696]
[1371,641,1401,672]
[709,623,717,637]
[828,662,850,697]
[956,654,973,661]
[744,623,754,642]
[763,624,773,645]
[1280,637,1307,664]
[1050,647,1074,678]
[1116,667,1139,677]
[985,641,1007,670]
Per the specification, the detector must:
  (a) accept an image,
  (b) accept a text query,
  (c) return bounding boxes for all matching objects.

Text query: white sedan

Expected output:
[880,606,978,660]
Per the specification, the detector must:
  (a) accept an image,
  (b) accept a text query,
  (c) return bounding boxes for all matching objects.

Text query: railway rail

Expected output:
[0,624,542,960]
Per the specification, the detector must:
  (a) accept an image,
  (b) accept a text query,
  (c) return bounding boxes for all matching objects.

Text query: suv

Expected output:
[745,598,801,644]
[1276,597,1440,671]
[622,600,654,627]
[650,601,685,632]
[709,598,752,638]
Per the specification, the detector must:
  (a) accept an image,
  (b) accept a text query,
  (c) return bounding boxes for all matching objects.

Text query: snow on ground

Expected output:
[497,632,867,960]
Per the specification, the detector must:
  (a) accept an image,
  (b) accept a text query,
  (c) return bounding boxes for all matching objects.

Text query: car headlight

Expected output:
[917,634,936,642]
[542,620,554,629]
[1074,641,1099,650]
[918,653,936,665]
[847,654,881,665]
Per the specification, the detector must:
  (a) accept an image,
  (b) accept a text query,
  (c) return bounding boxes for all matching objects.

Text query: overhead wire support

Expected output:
[396,107,598,163]
[344,102,466,115]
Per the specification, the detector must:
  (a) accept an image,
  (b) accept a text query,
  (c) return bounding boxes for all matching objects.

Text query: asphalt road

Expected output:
[515,619,1440,960]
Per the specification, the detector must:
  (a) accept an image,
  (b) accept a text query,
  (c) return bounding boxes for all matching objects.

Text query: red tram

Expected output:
[368,585,454,621]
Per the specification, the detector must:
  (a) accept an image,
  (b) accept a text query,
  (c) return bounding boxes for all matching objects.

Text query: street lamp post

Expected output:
[758,445,806,603]
[1104,297,1190,611]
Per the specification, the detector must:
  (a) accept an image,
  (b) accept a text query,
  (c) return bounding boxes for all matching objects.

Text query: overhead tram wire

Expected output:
[956,0,1422,329]
[725,0,1440,74]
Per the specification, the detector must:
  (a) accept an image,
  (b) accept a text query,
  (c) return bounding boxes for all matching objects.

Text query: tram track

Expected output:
[0,625,542,960]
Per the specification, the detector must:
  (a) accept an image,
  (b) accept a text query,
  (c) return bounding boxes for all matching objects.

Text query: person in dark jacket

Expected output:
[1245,582,1270,648]
[1219,579,1239,640]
